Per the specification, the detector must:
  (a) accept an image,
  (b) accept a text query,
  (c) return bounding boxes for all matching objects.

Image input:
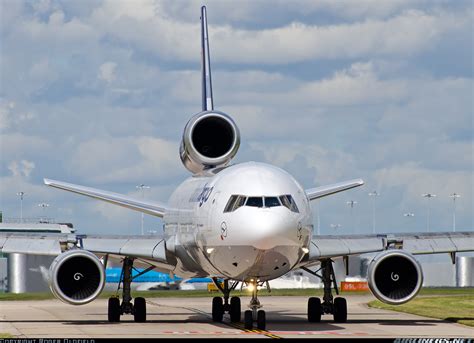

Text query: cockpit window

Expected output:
[224,195,246,212]
[264,197,280,208]
[279,195,299,213]
[224,194,297,212]
[246,197,263,208]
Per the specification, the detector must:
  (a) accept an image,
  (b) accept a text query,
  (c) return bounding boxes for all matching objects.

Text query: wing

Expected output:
[0,232,176,272]
[302,231,474,266]
[305,179,364,201]
[44,178,169,217]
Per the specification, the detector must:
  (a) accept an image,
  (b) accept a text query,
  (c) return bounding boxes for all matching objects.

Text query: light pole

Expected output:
[16,191,25,223]
[449,193,460,232]
[38,203,50,223]
[403,212,414,230]
[136,184,150,235]
[346,200,357,232]
[422,193,436,232]
[368,191,379,234]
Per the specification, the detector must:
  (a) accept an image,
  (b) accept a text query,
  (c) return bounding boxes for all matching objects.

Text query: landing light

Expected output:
[247,284,255,292]
[206,248,214,254]
[302,247,309,254]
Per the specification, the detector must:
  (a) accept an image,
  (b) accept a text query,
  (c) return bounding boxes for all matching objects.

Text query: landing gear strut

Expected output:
[211,278,241,323]
[108,257,150,323]
[304,259,347,323]
[243,279,266,330]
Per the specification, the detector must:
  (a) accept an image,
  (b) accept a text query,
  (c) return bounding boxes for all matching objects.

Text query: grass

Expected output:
[0,287,473,301]
[368,295,474,327]
[0,333,13,338]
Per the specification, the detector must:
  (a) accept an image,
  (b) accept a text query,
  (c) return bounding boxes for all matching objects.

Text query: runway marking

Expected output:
[147,300,283,339]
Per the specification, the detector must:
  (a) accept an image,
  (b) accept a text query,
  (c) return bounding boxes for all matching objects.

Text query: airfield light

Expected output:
[16,191,25,223]
[368,191,379,234]
[422,193,436,232]
[136,184,150,235]
[449,193,460,232]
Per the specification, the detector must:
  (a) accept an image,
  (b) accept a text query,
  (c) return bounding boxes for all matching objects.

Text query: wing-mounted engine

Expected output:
[367,250,423,305]
[49,250,105,305]
[180,110,240,174]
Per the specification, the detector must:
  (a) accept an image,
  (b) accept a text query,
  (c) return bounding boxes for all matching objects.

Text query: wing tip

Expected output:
[44,178,52,186]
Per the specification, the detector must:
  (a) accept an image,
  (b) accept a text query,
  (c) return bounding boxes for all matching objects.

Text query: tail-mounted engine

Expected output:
[49,250,105,305]
[180,110,240,174]
[367,250,423,305]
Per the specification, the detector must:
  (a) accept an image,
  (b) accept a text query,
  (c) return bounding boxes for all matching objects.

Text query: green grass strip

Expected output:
[368,295,474,327]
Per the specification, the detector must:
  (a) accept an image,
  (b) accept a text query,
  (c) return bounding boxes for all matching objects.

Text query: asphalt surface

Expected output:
[0,295,472,338]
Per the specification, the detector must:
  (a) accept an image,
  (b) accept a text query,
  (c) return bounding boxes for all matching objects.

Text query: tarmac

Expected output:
[0,295,472,339]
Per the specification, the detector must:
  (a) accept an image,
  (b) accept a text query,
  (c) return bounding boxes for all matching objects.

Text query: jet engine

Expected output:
[49,250,105,305]
[367,250,423,305]
[180,111,240,174]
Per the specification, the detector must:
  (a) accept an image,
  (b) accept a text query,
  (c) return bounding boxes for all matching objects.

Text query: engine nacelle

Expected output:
[49,250,105,305]
[367,250,423,305]
[180,110,240,174]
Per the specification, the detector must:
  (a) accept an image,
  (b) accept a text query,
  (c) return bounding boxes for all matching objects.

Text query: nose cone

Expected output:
[232,208,299,249]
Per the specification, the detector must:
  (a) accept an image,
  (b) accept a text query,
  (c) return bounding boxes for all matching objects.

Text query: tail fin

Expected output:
[201,6,214,111]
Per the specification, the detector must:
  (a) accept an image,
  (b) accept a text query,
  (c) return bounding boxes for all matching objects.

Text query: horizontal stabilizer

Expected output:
[305,179,364,201]
[44,178,168,217]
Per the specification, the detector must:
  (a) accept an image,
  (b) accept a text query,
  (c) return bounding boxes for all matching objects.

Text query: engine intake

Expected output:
[367,250,423,305]
[49,250,105,305]
[180,111,240,173]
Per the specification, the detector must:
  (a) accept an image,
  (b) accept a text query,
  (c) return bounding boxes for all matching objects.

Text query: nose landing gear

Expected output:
[304,259,347,323]
[243,279,266,330]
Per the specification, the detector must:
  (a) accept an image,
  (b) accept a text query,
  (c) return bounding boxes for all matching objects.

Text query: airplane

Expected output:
[1,6,473,330]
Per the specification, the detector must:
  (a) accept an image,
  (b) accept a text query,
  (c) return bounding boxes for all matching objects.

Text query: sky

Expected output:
[0,0,472,237]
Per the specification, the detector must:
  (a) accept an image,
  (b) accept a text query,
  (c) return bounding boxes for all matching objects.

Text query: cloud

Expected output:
[68,136,182,184]
[98,62,118,83]
[0,1,471,234]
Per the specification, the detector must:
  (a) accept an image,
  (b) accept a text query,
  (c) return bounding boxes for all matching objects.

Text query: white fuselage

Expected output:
[163,162,313,282]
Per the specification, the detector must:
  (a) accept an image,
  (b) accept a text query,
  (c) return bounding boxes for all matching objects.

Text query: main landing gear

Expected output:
[304,259,347,323]
[211,278,241,323]
[108,257,154,323]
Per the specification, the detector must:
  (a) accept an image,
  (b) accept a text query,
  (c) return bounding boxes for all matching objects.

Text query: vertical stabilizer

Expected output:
[201,6,214,111]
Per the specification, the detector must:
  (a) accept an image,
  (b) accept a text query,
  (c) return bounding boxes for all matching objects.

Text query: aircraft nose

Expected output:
[242,210,297,249]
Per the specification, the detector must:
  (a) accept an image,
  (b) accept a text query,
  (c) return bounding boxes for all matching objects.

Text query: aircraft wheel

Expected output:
[212,297,224,322]
[333,297,347,323]
[244,310,253,330]
[108,297,121,322]
[307,297,322,322]
[134,297,147,322]
[230,297,241,322]
[257,310,266,330]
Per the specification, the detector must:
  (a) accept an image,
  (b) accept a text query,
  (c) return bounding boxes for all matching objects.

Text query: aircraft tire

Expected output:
[307,297,322,322]
[333,297,347,323]
[257,310,266,330]
[108,297,121,322]
[230,297,241,322]
[244,310,253,330]
[134,297,147,322]
[212,297,224,322]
